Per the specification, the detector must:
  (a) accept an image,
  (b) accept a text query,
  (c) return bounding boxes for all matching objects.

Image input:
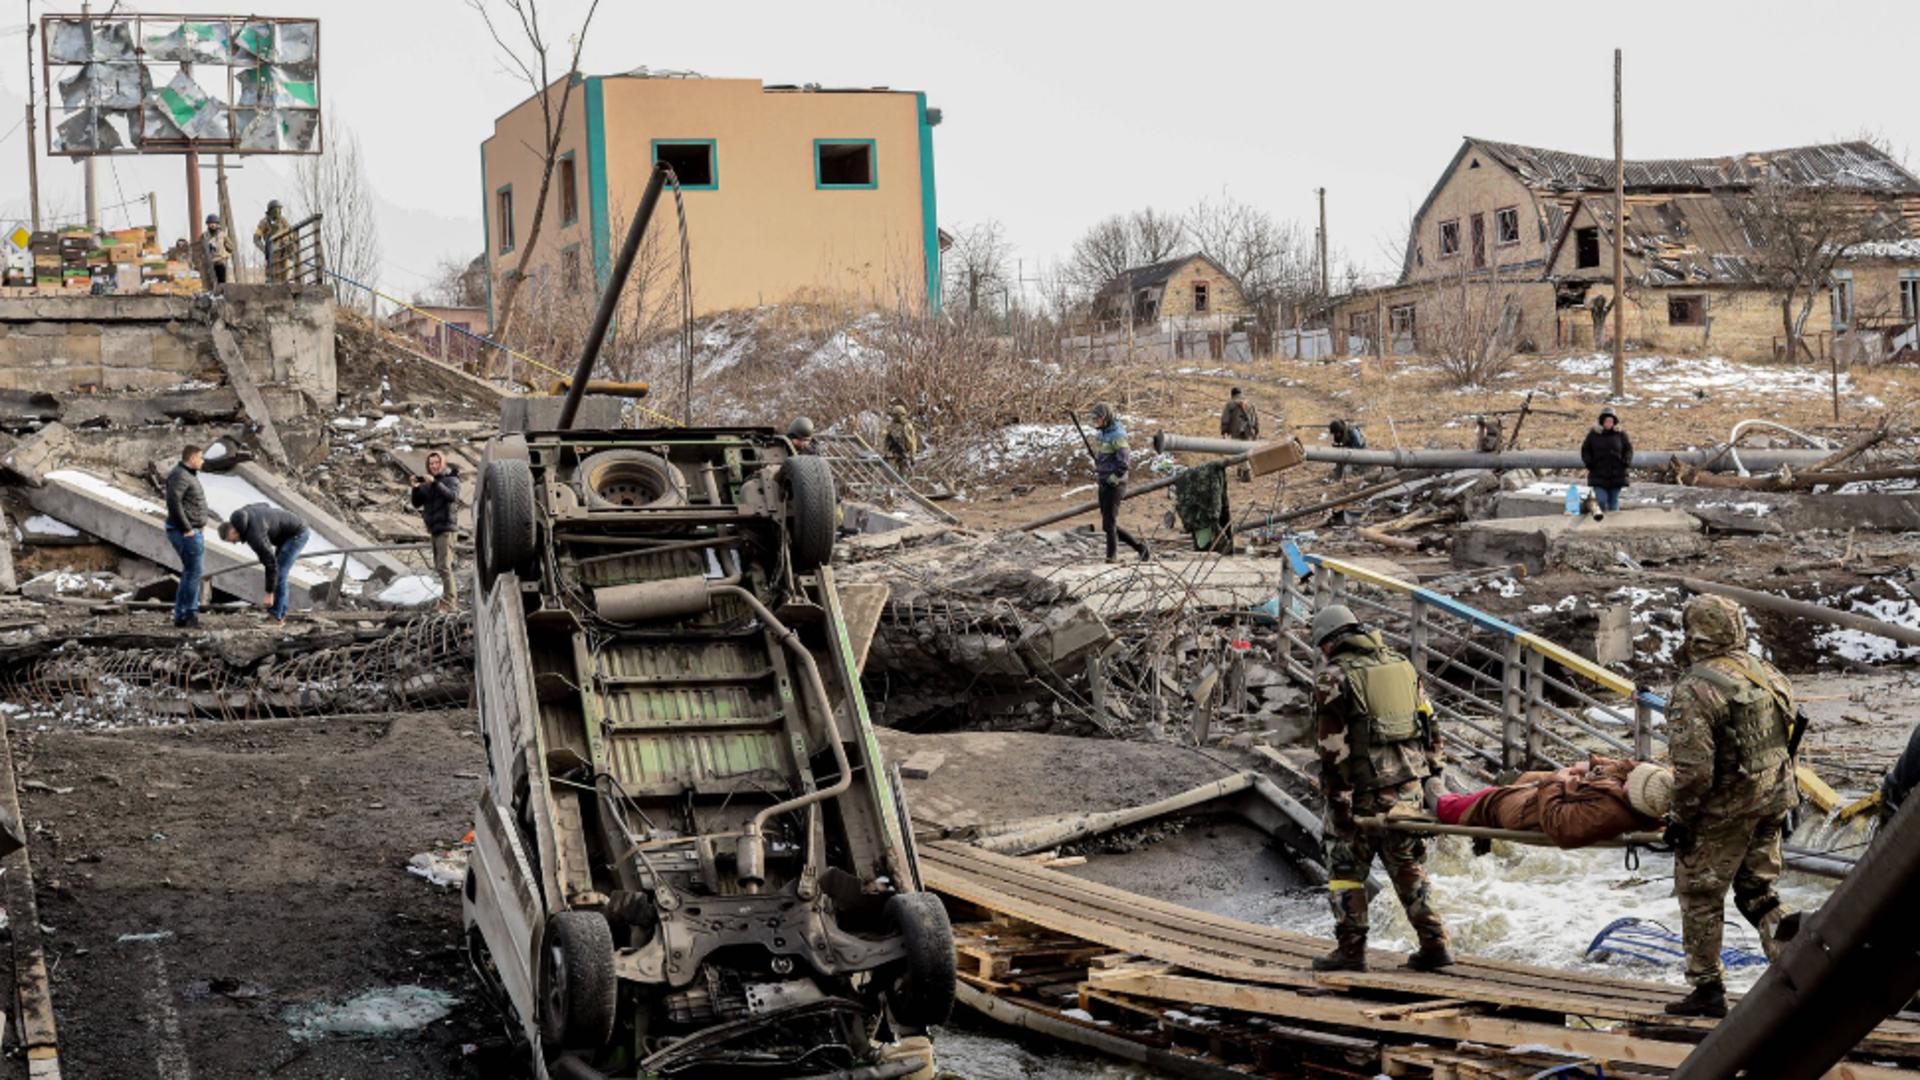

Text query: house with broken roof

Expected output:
[1329,137,1920,360]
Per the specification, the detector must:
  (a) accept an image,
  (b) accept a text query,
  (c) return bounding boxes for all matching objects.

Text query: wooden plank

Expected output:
[0,712,61,1077]
[838,582,890,675]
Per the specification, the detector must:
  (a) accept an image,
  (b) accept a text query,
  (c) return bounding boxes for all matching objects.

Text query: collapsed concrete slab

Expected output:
[1487,481,1920,535]
[24,469,331,605]
[1453,509,1707,574]
[230,462,408,582]
[1,422,73,487]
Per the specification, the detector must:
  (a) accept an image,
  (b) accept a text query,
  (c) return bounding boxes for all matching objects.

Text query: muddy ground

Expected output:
[9,711,495,1079]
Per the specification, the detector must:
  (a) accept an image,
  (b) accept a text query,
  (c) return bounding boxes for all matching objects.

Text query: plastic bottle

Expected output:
[1565,483,1582,515]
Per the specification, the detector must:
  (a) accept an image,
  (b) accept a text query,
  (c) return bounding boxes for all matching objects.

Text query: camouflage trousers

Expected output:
[1674,810,1790,987]
[1321,782,1449,950]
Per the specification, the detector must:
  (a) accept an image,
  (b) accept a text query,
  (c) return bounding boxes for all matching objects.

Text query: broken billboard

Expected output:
[41,14,321,156]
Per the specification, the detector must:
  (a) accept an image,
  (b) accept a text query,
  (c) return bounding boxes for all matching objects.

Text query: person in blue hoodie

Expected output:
[1089,402,1151,564]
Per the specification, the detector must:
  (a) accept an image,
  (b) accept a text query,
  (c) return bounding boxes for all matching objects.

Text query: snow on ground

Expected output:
[962,423,1080,473]
[22,514,79,538]
[1552,353,1855,403]
[1815,589,1920,664]
[198,473,372,583]
[378,575,442,607]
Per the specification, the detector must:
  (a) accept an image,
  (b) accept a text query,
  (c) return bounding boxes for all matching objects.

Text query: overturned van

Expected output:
[461,417,953,1080]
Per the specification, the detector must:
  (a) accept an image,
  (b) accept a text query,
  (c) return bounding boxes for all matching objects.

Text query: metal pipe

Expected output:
[1675,576,1920,649]
[558,164,671,430]
[1152,432,1838,473]
[1355,816,1665,848]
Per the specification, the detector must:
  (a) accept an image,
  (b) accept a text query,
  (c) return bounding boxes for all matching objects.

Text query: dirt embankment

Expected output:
[13,711,495,1079]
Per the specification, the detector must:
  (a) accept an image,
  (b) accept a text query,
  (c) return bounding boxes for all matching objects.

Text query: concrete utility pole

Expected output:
[1611,47,1626,399]
[1317,187,1329,297]
[25,0,42,231]
[82,0,98,234]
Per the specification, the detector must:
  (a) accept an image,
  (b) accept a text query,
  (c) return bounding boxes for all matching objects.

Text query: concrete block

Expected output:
[1452,509,1706,574]
[898,751,946,780]
[1594,603,1634,666]
[501,395,623,432]
[1016,599,1111,667]
[1488,482,1920,535]
[1,422,74,486]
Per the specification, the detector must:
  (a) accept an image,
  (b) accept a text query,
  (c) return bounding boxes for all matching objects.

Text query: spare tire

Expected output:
[578,449,687,510]
[883,892,955,1028]
[478,458,537,589]
[782,455,836,573]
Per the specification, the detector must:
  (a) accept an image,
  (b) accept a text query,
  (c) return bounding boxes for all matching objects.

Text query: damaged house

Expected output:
[1329,137,1920,360]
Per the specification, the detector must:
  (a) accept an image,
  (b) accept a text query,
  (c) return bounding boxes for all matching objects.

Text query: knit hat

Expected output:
[1626,763,1673,819]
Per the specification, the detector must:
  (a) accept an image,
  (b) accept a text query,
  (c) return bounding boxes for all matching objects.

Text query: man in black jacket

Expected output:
[164,445,209,628]
[219,504,310,622]
[410,451,461,609]
[1580,406,1633,513]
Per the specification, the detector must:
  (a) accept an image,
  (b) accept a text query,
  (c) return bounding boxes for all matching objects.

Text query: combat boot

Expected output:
[1403,942,1454,972]
[1311,937,1367,973]
[1664,980,1727,1019]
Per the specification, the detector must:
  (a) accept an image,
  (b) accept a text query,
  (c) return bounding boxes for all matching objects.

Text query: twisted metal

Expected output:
[1,613,473,726]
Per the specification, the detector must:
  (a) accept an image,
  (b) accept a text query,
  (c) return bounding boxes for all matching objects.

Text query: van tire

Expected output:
[578,449,687,509]
[539,911,617,1051]
[782,455,836,573]
[479,459,537,589]
[884,892,956,1028]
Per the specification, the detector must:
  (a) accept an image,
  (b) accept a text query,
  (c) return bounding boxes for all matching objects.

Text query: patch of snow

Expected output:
[379,575,443,607]
[330,416,369,431]
[115,930,174,943]
[1554,353,1858,401]
[48,469,166,515]
[1814,594,1920,664]
[372,414,402,432]
[22,514,79,538]
[407,848,468,888]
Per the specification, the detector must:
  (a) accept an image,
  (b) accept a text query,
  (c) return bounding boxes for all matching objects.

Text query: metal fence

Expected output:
[1274,551,1667,776]
[265,212,325,286]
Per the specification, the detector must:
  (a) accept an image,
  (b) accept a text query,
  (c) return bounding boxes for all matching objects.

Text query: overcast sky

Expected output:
[3,0,1916,300]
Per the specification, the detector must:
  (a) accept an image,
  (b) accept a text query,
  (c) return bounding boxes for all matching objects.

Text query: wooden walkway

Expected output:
[923,840,1920,1078]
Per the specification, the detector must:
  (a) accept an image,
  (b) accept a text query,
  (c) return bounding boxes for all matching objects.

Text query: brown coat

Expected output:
[1462,758,1658,848]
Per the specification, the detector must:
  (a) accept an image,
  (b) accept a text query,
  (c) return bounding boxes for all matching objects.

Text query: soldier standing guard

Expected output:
[1663,594,1799,1018]
[1220,387,1260,481]
[883,405,918,478]
[1310,604,1453,974]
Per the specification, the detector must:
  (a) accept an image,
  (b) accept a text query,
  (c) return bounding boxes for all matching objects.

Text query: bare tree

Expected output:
[1185,192,1316,334]
[1065,208,1186,298]
[1735,176,1898,361]
[1129,207,1185,264]
[468,0,602,342]
[417,253,488,307]
[943,220,1011,317]
[294,106,381,308]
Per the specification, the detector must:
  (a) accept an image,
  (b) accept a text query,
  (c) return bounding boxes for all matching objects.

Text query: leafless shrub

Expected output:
[294,106,381,308]
[1413,266,1526,387]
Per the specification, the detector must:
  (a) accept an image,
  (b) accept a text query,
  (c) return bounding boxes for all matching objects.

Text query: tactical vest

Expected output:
[1333,643,1422,749]
[1687,656,1791,780]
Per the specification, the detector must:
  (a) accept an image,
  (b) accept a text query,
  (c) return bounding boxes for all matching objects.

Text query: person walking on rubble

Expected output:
[1310,603,1452,974]
[1662,594,1799,1019]
[1328,418,1366,481]
[1580,406,1633,513]
[219,504,311,623]
[883,405,919,479]
[1090,401,1151,564]
[788,417,817,455]
[201,213,233,287]
[254,200,288,282]
[164,445,209,629]
[410,451,462,611]
[1220,388,1260,481]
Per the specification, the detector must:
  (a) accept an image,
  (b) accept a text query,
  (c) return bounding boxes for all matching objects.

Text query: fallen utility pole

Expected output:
[558,163,670,430]
[1674,576,1920,649]
[1152,432,1838,474]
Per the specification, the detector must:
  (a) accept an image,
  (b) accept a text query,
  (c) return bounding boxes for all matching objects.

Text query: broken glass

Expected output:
[142,20,233,64]
[56,62,146,110]
[46,18,135,63]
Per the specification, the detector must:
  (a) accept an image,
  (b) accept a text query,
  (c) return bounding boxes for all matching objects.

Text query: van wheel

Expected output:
[884,893,955,1028]
[538,911,617,1051]
[479,459,537,589]
[782,455,836,573]
[577,449,687,509]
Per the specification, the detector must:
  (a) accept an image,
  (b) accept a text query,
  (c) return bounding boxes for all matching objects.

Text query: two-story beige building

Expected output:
[1331,138,1920,360]
[481,73,942,328]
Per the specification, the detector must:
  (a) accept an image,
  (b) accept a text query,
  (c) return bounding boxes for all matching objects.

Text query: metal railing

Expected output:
[1273,550,1667,776]
[265,213,326,286]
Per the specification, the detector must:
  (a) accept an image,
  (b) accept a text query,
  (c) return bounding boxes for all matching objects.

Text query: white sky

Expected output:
[2,0,1917,300]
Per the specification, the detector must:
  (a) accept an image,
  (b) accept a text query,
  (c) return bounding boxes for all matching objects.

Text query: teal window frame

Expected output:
[651,139,719,191]
[557,151,579,227]
[814,138,878,190]
[495,183,515,254]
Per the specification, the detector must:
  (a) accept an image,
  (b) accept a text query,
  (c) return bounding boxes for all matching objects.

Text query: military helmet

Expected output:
[787,417,815,439]
[267,199,283,212]
[890,404,907,418]
[204,213,221,225]
[1682,594,1747,657]
[1310,604,1361,646]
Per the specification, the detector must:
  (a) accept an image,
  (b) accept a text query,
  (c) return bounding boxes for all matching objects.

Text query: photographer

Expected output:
[410,451,462,610]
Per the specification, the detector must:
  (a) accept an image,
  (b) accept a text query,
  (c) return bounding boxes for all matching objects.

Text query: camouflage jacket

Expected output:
[884,419,918,458]
[1315,630,1437,800]
[1668,650,1798,822]
[1220,400,1259,439]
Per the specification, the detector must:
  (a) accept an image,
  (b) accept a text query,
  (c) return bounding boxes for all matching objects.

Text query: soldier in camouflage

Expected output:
[1663,594,1799,1019]
[1310,604,1453,974]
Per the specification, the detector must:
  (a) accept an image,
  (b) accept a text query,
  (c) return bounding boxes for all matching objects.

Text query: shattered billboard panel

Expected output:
[42,14,319,156]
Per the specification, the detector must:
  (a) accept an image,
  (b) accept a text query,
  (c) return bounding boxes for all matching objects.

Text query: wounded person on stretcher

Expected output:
[1434,754,1671,849]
